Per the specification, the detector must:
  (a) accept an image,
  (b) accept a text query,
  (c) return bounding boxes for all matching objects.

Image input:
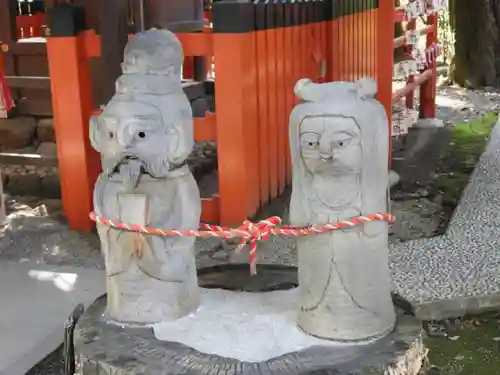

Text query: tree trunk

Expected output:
[450,0,498,87]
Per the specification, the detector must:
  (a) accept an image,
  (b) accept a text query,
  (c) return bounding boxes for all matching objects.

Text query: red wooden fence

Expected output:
[2,0,440,231]
[391,6,437,117]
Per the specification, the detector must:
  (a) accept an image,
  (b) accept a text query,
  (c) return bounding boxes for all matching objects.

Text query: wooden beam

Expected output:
[15,97,53,116]
[47,33,100,231]
[201,195,220,223]
[0,0,18,75]
[0,0,17,42]
[194,113,216,141]
[392,69,433,104]
[97,0,128,106]
[393,25,435,49]
[4,42,47,55]
[0,153,58,167]
[5,76,51,89]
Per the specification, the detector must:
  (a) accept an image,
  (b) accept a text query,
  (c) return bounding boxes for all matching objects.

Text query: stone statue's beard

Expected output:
[103,154,172,188]
[145,157,170,178]
[119,159,142,190]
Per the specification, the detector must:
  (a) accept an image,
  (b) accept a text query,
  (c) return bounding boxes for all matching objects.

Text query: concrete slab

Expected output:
[0,261,105,375]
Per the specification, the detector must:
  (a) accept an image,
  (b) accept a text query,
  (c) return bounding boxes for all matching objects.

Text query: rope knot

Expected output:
[235,217,281,274]
[89,211,395,276]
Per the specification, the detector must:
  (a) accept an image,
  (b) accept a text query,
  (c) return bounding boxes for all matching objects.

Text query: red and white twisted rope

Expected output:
[89,212,395,275]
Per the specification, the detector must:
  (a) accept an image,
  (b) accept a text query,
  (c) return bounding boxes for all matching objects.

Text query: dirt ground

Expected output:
[389,85,500,243]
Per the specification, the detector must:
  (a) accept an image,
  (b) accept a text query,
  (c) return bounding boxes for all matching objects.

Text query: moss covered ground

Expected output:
[437,111,498,206]
[426,314,500,374]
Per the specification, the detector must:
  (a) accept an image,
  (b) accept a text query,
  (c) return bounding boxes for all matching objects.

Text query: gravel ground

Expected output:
[3,83,498,374]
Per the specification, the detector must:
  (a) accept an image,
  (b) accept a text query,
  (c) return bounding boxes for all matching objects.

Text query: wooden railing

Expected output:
[391,7,437,117]
[376,1,439,160]
[39,0,439,231]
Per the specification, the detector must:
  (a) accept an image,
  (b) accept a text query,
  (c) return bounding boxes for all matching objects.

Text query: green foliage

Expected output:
[437,112,497,205]
[447,111,497,164]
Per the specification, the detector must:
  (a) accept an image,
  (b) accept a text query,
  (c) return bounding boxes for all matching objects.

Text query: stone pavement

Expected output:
[0,261,105,375]
[390,118,500,320]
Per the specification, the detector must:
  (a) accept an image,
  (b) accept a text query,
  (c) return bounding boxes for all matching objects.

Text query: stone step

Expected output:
[36,118,55,143]
[0,116,55,151]
[0,261,105,375]
[0,117,38,151]
[1,165,60,198]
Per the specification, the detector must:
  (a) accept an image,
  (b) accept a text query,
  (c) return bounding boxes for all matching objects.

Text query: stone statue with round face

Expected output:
[90,29,200,325]
[290,78,396,342]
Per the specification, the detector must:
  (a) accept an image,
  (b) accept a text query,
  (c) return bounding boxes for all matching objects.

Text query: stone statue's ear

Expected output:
[89,115,102,153]
[167,123,193,165]
[355,77,377,99]
[294,78,313,101]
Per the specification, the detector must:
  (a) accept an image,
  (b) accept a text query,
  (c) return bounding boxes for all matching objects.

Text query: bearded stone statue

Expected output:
[289,78,396,342]
[90,29,200,324]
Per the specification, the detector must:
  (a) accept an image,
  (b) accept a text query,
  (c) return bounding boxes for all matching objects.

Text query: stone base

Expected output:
[75,265,427,375]
[414,118,445,129]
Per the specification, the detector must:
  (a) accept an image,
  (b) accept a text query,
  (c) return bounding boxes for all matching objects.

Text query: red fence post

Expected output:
[0,68,14,118]
[376,0,394,126]
[405,19,416,109]
[376,0,394,167]
[255,2,271,206]
[46,6,100,231]
[276,2,286,195]
[419,13,437,119]
[212,1,259,226]
[183,57,194,79]
[266,3,279,199]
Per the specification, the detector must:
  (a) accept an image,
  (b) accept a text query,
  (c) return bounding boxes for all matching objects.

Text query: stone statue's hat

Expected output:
[121,28,184,76]
[117,29,185,95]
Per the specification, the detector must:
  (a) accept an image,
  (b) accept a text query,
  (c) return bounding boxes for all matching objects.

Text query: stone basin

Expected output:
[75,264,426,375]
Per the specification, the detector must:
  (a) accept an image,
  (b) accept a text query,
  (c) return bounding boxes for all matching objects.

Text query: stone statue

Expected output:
[289,78,396,342]
[90,29,201,324]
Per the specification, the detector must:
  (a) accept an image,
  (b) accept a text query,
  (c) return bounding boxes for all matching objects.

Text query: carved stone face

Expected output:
[289,77,389,226]
[92,99,183,188]
[299,116,361,176]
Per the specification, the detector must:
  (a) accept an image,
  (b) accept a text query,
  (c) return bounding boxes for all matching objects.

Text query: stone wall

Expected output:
[0,116,60,198]
[0,116,218,198]
[0,117,55,153]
